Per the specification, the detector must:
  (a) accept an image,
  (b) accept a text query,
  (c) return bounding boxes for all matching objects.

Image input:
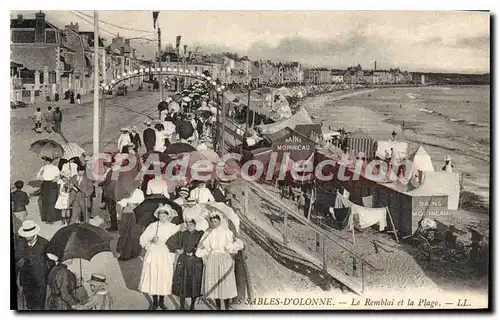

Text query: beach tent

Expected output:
[276,86,293,97]
[407,171,460,210]
[346,130,376,159]
[408,146,435,172]
[374,140,408,160]
[257,107,313,135]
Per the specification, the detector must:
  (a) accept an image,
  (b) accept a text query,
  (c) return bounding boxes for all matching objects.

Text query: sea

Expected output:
[300,85,490,208]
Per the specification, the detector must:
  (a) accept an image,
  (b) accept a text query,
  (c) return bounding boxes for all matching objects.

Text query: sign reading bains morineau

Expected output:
[271,128,316,161]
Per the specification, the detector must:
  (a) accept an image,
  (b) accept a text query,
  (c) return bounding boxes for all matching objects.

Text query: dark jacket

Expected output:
[15,236,50,288]
[11,190,29,212]
[129,132,142,149]
[53,110,62,122]
[143,128,156,147]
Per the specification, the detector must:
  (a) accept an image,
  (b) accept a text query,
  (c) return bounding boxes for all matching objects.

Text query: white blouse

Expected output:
[36,164,60,181]
[195,226,244,257]
[146,178,170,198]
[188,187,214,204]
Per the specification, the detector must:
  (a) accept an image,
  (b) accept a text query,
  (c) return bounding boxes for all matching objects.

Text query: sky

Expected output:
[10,10,490,74]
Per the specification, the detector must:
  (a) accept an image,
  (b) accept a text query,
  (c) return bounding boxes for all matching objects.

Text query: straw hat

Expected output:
[178,186,189,197]
[120,127,129,133]
[46,253,59,262]
[144,121,152,127]
[18,220,40,238]
[88,273,107,287]
[153,204,178,219]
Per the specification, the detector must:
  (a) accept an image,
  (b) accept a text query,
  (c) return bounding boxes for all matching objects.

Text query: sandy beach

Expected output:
[300,86,490,209]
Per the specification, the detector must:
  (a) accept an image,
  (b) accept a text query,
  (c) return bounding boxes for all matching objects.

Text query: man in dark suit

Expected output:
[68,166,94,223]
[211,180,231,205]
[129,126,142,153]
[143,122,156,153]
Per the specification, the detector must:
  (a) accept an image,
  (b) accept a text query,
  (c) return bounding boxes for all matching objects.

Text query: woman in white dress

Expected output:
[196,212,244,310]
[153,125,166,152]
[188,181,214,204]
[139,204,180,310]
[55,173,72,225]
[117,128,132,153]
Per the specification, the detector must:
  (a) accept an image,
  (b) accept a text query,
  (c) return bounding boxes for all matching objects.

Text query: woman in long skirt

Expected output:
[36,157,61,224]
[172,219,204,310]
[139,204,180,310]
[115,189,145,260]
[115,209,140,260]
[196,213,244,310]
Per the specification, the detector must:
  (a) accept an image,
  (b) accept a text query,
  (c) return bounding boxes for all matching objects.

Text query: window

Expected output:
[49,72,56,84]
[45,30,56,43]
[11,30,35,43]
[66,52,74,66]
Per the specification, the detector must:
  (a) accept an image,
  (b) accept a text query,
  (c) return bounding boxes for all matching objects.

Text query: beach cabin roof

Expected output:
[409,146,434,172]
[257,107,313,135]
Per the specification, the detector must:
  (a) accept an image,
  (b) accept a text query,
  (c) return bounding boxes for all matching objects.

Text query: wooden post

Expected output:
[352,257,357,277]
[321,235,327,273]
[92,11,100,168]
[244,184,249,217]
[245,88,251,134]
[306,186,314,221]
[315,232,320,252]
[361,262,365,294]
[385,207,400,243]
[283,210,288,245]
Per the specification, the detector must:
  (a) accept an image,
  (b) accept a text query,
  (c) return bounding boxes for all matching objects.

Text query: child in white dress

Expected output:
[55,174,71,224]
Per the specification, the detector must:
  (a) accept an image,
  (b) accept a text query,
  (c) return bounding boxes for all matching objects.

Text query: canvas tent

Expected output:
[409,145,435,172]
[257,107,313,135]
[406,171,460,210]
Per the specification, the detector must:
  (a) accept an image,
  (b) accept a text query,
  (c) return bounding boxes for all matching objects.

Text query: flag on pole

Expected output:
[176,35,182,53]
[153,11,160,29]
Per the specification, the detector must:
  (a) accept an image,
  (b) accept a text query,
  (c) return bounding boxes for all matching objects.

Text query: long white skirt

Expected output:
[202,252,237,299]
[139,245,175,295]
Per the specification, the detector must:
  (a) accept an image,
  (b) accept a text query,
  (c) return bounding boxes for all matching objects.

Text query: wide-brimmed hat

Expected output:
[46,252,59,262]
[178,186,189,197]
[18,220,40,238]
[144,121,152,126]
[153,204,178,219]
[88,273,107,287]
[120,127,130,133]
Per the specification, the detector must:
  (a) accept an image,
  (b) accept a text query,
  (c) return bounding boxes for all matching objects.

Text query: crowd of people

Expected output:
[13,81,247,311]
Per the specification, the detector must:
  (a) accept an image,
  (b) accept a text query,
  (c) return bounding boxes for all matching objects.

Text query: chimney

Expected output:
[35,11,46,43]
[374,61,377,71]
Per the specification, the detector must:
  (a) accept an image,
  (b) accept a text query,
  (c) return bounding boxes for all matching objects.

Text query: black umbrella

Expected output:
[157,101,169,111]
[133,196,184,226]
[29,139,64,159]
[45,223,112,261]
[45,223,113,289]
[141,152,173,165]
[164,142,196,155]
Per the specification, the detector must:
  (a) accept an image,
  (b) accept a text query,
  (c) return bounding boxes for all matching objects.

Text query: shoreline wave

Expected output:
[417,108,489,129]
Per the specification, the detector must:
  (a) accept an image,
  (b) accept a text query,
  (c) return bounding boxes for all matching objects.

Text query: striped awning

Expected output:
[346,135,375,159]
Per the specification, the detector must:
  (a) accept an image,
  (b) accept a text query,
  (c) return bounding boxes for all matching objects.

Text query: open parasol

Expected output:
[133,196,184,226]
[62,143,85,160]
[158,101,169,112]
[29,139,64,159]
[165,142,196,155]
[45,223,112,261]
[45,222,113,294]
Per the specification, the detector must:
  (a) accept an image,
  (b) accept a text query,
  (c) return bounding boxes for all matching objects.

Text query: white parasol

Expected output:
[62,143,85,160]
